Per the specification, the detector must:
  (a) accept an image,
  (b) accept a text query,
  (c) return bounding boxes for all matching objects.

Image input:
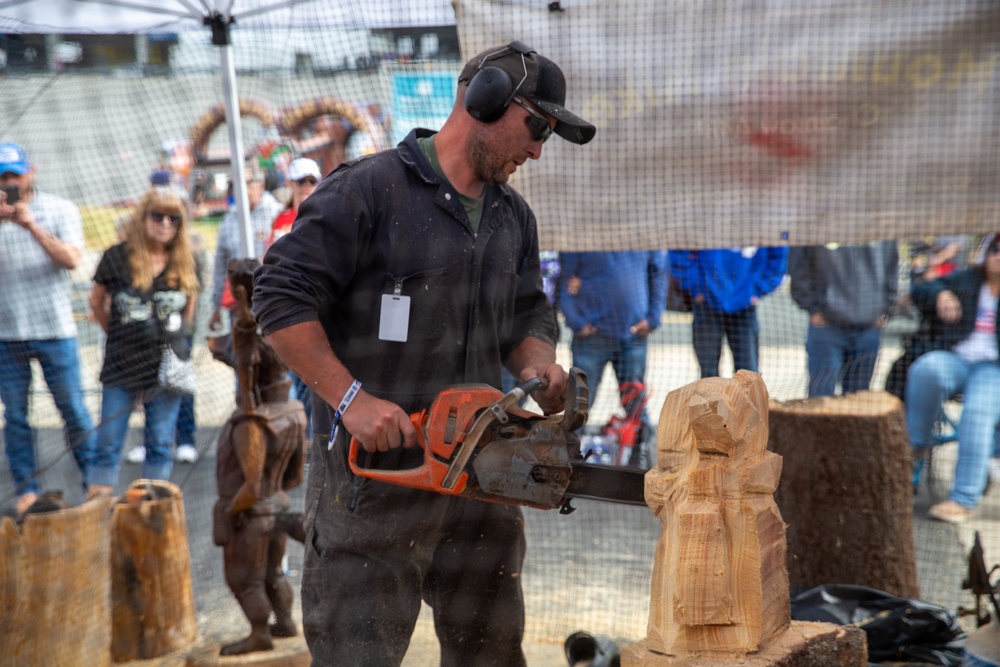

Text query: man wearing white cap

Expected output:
[0,143,96,514]
[254,41,595,665]
[266,157,321,248]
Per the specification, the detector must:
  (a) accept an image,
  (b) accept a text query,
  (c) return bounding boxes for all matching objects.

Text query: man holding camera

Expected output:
[0,143,96,515]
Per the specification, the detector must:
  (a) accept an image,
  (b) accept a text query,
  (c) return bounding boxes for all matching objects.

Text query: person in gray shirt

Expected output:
[789,241,899,397]
[0,143,96,515]
[208,161,283,333]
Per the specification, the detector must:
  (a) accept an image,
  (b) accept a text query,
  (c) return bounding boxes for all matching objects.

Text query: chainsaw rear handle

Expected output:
[347,410,473,495]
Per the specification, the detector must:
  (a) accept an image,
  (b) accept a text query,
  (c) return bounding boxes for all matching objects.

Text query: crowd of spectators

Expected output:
[1,138,997,527]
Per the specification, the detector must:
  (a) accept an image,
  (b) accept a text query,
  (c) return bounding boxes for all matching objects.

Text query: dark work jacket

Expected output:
[252,129,556,436]
[911,267,1000,352]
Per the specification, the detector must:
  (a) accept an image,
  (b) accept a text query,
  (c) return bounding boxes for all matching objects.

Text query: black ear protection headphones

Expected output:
[464,40,536,123]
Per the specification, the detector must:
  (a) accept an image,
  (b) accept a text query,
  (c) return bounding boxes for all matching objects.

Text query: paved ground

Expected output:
[0,255,989,664]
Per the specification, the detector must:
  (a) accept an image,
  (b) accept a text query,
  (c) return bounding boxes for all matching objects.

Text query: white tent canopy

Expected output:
[0,0,455,33]
[0,0,455,256]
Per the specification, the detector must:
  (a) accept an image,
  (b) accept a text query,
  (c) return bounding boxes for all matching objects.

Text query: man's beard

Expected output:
[468,129,508,186]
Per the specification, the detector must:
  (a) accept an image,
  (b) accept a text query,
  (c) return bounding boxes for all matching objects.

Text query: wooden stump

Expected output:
[0,495,114,667]
[111,479,198,661]
[768,391,919,598]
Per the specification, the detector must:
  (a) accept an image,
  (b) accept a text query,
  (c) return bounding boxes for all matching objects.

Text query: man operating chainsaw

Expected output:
[253,42,595,666]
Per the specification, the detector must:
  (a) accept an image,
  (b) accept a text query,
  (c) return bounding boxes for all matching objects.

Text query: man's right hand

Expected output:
[342,391,418,453]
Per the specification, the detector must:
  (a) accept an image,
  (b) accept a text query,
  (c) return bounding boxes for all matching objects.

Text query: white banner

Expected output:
[455,0,1000,250]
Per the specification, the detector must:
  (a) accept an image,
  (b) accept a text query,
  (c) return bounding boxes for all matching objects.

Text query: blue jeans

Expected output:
[289,370,313,440]
[692,303,759,378]
[88,385,181,487]
[0,338,96,496]
[906,351,1000,508]
[176,393,196,445]
[805,323,881,397]
[570,333,649,413]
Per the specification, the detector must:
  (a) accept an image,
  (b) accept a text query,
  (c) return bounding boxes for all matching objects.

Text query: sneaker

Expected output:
[927,500,974,524]
[175,444,199,463]
[125,445,146,464]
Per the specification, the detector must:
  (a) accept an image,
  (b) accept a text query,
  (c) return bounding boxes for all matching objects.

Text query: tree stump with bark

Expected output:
[768,391,919,599]
[111,478,197,661]
[0,495,114,666]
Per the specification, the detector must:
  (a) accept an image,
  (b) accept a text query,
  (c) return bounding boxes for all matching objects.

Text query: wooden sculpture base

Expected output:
[622,621,867,667]
[185,634,311,667]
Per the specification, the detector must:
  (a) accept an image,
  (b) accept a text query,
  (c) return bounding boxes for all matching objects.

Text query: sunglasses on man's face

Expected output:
[511,97,553,143]
[294,177,318,186]
[148,211,182,227]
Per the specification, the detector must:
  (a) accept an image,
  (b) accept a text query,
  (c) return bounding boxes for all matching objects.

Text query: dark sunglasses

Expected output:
[511,97,553,143]
[294,177,318,186]
[148,210,182,227]
[988,242,1000,255]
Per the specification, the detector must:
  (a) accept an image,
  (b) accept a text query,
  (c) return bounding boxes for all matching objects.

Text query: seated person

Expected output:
[906,233,1000,523]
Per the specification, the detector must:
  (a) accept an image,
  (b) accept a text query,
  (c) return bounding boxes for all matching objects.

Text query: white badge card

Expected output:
[379,294,410,342]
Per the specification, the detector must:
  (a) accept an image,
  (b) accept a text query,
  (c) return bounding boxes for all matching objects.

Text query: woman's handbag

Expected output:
[158,345,198,395]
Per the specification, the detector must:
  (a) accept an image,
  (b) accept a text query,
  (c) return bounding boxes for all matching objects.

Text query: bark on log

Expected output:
[768,391,919,598]
[0,496,114,667]
[111,479,197,661]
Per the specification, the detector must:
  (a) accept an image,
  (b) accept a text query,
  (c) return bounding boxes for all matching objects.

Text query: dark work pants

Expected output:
[691,302,759,378]
[301,432,528,667]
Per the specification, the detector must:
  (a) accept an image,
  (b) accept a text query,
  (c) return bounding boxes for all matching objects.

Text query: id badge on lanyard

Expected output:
[379,289,410,342]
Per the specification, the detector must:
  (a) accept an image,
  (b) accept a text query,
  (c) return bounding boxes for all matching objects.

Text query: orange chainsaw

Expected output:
[348,368,646,513]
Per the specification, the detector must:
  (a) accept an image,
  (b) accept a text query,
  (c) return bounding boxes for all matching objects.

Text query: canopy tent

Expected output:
[0,0,456,256]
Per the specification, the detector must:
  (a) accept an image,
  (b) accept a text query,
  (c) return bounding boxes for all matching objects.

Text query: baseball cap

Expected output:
[458,41,596,145]
[0,143,30,175]
[287,157,321,182]
[149,169,172,186]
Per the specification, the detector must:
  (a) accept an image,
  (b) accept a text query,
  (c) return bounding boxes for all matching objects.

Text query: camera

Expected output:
[1,184,20,206]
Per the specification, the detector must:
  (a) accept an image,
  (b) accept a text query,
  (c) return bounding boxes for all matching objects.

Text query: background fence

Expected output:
[1,1,998,663]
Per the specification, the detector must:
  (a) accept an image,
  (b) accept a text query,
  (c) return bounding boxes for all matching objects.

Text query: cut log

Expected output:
[622,620,867,666]
[643,372,789,655]
[0,496,114,666]
[768,391,919,599]
[111,479,198,661]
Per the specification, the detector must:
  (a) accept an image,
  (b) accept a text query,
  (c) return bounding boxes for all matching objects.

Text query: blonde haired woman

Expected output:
[86,188,199,497]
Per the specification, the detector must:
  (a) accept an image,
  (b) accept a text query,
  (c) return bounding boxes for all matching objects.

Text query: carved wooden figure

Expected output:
[213,258,308,656]
[643,371,789,655]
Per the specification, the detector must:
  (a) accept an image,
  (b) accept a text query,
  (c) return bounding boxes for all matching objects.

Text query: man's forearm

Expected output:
[266,320,419,451]
[265,321,357,411]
